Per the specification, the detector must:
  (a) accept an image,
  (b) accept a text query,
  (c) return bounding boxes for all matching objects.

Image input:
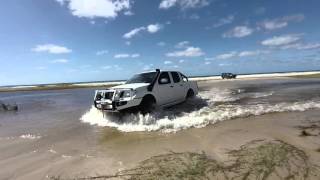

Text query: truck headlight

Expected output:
[117,89,135,100]
[121,90,132,98]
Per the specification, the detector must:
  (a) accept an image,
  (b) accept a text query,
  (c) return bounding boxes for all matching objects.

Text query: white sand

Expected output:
[2,71,320,90]
[190,71,320,81]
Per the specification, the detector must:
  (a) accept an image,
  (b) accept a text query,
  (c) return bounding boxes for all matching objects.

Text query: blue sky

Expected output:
[1,0,320,85]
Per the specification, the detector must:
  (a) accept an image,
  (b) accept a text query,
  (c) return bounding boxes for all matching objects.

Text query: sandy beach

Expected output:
[1,71,320,92]
[1,75,320,179]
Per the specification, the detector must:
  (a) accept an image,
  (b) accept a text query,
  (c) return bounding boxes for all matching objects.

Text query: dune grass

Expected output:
[50,140,320,180]
[290,73,320,78]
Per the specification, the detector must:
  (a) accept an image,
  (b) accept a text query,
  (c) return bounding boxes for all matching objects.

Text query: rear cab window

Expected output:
[171,72,181,83]
[180,73,188,82]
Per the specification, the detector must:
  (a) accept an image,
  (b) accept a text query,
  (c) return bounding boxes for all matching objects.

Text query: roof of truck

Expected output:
[141,69,180,73]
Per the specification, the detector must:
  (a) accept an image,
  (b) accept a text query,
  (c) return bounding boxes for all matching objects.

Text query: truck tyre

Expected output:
[139,95,156,114]
[186,89,195,99]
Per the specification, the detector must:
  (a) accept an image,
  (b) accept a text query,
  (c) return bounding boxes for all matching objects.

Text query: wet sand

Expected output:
[1,77,320,179]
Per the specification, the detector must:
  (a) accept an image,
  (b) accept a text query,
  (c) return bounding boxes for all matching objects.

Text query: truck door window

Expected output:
[171,72,180,83]
[158,72,171,85]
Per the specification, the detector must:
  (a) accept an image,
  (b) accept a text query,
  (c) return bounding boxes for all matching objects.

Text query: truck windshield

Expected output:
[126,72,157,84]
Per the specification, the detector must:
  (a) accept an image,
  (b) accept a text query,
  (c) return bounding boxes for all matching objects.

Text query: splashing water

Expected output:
[80,88,320,133]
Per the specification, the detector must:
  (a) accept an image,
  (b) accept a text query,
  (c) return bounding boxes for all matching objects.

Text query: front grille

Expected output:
[104,92,114,100]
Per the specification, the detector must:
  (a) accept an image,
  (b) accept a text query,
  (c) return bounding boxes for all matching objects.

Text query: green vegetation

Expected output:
[226,140,313,180]
[51,140,320,180]
[290,73,320,78]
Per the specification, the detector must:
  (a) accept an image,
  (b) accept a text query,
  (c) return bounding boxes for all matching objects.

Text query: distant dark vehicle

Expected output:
[221,73,237,79]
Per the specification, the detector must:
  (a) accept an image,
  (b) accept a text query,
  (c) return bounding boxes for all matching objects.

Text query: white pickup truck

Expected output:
[93,69,198,113]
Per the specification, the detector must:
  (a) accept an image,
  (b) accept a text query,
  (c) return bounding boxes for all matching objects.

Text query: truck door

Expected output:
[154,72,175,105]
[170,71,186,101]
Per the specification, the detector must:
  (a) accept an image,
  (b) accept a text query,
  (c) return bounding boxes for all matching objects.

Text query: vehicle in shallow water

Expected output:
[221,73,237,79]
[94,69,198,113]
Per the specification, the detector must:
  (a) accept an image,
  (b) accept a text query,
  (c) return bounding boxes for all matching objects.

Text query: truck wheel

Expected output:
[186,89,195,99]
[139,95,156,114]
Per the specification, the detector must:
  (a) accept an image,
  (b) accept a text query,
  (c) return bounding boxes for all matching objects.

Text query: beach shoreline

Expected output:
[1,71,320,93]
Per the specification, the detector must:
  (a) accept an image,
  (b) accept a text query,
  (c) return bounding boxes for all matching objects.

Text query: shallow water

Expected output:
[1,78,320,179]
[81,78,320,133]
[1,78,320,136]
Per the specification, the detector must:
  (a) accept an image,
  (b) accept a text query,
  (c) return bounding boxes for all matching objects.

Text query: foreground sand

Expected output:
[1,77,320,179]
[75,110,320,179]
[44,109,320,179]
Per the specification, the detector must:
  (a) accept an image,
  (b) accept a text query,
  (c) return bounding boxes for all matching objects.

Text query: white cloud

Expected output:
[32,44,72,54]
[96,50,108,55]
[238,50,268,57]
[166,46,204,57]
[159,0,209,10]
[189,14,200,20]
[55,0,131,19]
[219,63,231,66]
[213,15,234,28]
[179,59,185,63]
[90,70,101,73]
[51,59,69,63]
[260,34,319,51]
[123,26,146,39]
[259,14,304,30]
[131,53,140,58]
[215,50,268,59]
[223,26,254,38]
[114,54,130,58]
[101,65,122,70]
[124,10,134,16]
[35,66,47,70]
[147,24,162,33]
[164,60,173,64]
[282,14,305,22]
[175,41,190,48]
[113,64,122,70]
[143,64,154,71]
[215,51,237,60]
[101,65,112,69]
[159,0,177,9]
[123,23,163,39]
[55,0,66,5]
[204,61,211,65]
[125,41,131,45]
[157,42,166,46]
[114,53,140,58]
[261,34,301,46]
[261,21,288,30]
[281,43,320,50]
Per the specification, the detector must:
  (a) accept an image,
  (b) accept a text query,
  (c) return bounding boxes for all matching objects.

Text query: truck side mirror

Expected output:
[95,93,102,100]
